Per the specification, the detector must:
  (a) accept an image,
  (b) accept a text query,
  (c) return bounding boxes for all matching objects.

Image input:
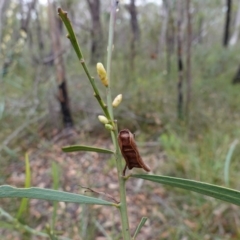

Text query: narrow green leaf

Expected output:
[0,185,114,206]
[0,101,5,119]
[52,162,59,190]
[62,145,114,154]
[224,139,238,186]
[17,153,31,219]
[51,162,60,230]
[133,217,148,239]
[132,174,240,206]
[24,154,31,189]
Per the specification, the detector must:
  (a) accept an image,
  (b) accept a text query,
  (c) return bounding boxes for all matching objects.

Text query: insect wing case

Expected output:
[118,129,150,172]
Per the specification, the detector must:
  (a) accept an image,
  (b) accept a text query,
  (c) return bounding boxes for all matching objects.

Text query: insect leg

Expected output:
[122,163,127,176]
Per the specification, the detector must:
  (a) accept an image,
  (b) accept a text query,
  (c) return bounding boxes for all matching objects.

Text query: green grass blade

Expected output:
[0,185,114,206]
[0,101,5,120]
[46,224,59,240]
[62,145,114,154]
[132,217,148,239]
[16,153,31,219]
[224,139,239,186]
[52,162,60,190]
[131,174,240,206]
[51,162,60,230]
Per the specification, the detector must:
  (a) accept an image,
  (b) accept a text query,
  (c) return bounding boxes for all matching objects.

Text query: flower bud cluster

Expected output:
[98,115,109,124]
[96,63,108,87]
[112,94,122,107]
[98,115,114,131]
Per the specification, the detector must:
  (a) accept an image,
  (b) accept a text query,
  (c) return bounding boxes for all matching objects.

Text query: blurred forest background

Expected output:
[0,0,240,239]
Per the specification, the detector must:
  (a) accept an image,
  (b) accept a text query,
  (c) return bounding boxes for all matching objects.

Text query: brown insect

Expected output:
[118,129,151,176]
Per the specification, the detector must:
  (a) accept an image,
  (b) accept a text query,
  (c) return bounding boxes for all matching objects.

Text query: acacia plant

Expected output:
[1,2,240,239]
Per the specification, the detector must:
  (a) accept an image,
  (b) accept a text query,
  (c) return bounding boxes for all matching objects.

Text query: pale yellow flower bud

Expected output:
[105,124,114,131]
[98,115,109,124]
[96,63,108,87]
[112,94,122,107]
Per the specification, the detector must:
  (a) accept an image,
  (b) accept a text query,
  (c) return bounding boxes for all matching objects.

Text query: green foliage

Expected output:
[62,145,114,154]
[1,1,240,239]
[132,217,148,239]
[0,185,114,206]
[132,174,240,206]
[16,153,31,219]
[51,162,60,233]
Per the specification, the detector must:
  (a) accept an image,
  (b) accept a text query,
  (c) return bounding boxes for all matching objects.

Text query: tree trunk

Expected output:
[129,0,140,42]
[232,3,240,84]
[177,0,184,119]
[198,16,203,44]
[185,0,192,121]
[35,2,44,52]
[232,66,240,84]
[48,0,74,128]
[159,0,175,79]
[166,18,171,78]
[158,0,168,55]
[1,0,36,77]
[0,0,7,42]
[86,0,104,64]
[21,0,37,32]
[229,0,240,46]
[166,11,175,79]
[126,0,140,70]
[223,0,232,47]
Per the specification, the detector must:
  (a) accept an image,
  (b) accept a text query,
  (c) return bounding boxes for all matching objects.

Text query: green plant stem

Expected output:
[16,153,31,219]
[108,127,131,239]
[59,5,131,239]
[0,206,71,240]
[106,1,131,239]
[116,149,131,240]
[0,207,48,238]
[106,0,118,149]
[106,0,116,120]
[51,162,59,230]
[58,8,111,120]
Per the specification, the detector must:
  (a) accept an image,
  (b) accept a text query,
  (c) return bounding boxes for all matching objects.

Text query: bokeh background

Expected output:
[0,0,240,239]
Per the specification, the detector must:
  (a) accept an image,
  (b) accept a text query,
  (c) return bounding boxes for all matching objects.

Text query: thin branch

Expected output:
[0,207,71,239]
[58,8,111,121]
